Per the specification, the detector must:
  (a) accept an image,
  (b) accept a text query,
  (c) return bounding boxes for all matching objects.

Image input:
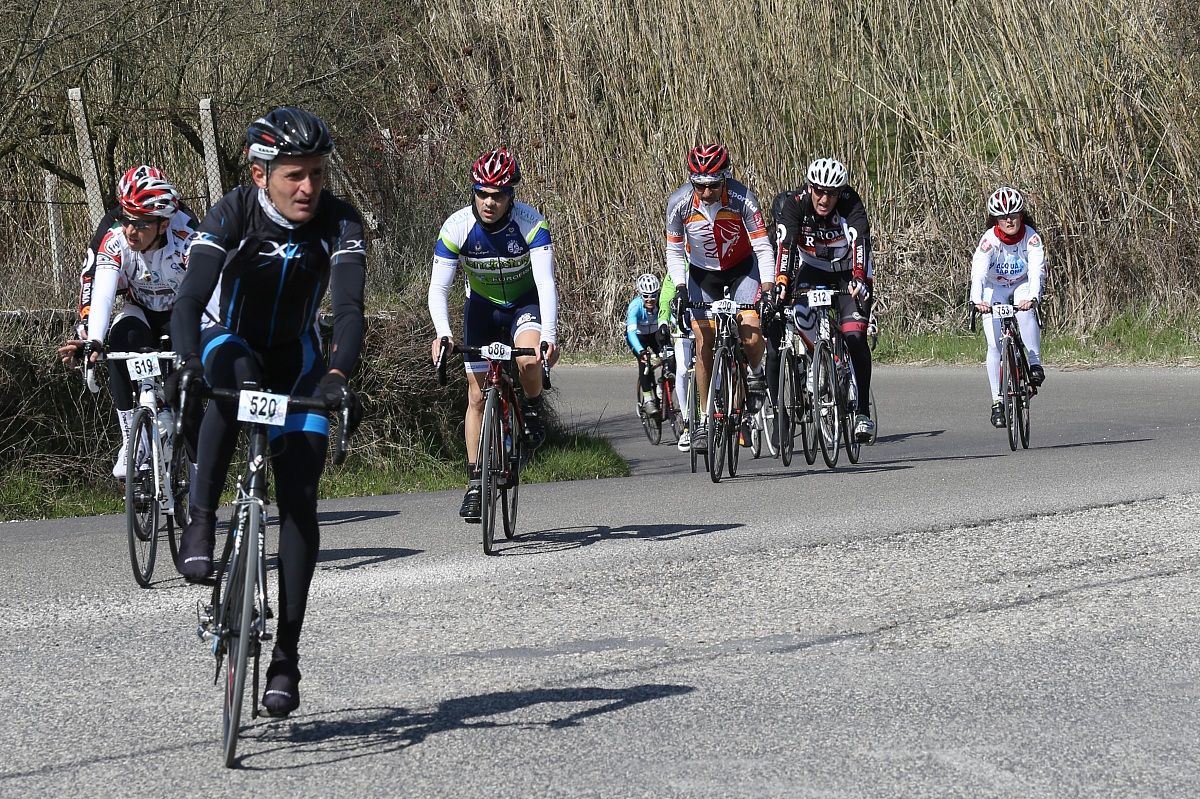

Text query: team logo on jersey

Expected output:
[259,241,304,259]
[515,312,537,328]
[342,238,366,253]
[750,210,765,230]
[506,240,523,255]
[1029,235,1042,247]
[980,240,993,253]
[995,257,1025,277]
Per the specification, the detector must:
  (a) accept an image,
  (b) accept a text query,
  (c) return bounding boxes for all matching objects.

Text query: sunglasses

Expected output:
[119,216,159,231]
[474,188,511,201]
[996,212,1022,221]
[810,185,842,199]
[691,180,724,192]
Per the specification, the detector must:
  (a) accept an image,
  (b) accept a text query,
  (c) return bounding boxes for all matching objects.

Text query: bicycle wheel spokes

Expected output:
[167,435,192,568]
[221,501,259,768]
[502,402,522,540]
[726,362,741,478]
[1002,339,1019,452]
[126,408,159,588]
[479,390,503,554]
[708,349,729,483]
[800,355,818,466]
[815,344,840,468]
[841,346,862,465]
[778,351,795,466]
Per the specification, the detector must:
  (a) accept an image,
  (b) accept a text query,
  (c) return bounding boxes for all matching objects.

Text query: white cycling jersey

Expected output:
[969,224,1045,304]
[83,209,195,342]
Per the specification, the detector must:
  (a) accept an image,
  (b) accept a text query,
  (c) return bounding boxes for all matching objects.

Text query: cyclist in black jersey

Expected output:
[169,107,366,718]
[772,158,876,442]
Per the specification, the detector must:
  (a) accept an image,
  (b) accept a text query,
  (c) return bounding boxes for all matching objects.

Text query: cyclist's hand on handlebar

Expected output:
[541,341,559,368]
[166,354,204,405]
[974,302,991,313]
[319,371,363,434]
[432,336,454,367]
[670,291,687,329]
[848,279,870,302]
[1017,299,1035,311]
[58,339,102,366]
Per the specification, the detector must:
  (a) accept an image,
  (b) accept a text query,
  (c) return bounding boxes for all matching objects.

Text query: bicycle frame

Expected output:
[108,349,179,517]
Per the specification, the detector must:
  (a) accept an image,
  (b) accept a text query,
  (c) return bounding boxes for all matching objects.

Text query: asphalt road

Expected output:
[3,364,1200,797]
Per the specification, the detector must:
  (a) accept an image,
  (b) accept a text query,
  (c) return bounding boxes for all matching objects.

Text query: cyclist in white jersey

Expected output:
[970,186,1047,428]
[664,144,775,450]
[57,166,195,483]
[428,148,559,522]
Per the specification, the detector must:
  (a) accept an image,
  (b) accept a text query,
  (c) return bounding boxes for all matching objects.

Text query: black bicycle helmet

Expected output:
[246,106,334,162]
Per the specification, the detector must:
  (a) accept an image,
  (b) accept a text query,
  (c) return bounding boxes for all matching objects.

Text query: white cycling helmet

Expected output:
[806,157,849,190]
[987,186,1024,217]
[636,273,661,299]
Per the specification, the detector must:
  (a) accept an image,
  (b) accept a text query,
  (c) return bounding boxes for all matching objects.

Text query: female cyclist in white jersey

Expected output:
[970,186,1047,428]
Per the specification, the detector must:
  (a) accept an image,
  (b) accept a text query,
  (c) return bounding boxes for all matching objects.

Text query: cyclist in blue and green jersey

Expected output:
[428,148,559,522]
[626,273,665,417]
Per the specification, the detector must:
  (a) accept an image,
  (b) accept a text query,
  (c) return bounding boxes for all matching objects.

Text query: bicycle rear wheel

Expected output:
[502,399,522,540]
[636,373,662,445]
[1002,339,1019,452]
[841,345,862,465]
[126,408,159,588]
[814,342,840,468]
[220,502,259,768]
[479,389,503,554]
[708,348,729,483]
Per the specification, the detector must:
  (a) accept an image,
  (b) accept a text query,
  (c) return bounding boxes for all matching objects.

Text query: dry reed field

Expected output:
[2,0,1197,350]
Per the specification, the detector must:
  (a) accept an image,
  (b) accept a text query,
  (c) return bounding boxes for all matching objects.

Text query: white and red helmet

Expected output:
[987,186,1024,217]
[471,148,522,189]
[117,165,180,218]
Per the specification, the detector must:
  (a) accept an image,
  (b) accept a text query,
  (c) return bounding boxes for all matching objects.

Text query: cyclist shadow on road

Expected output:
[241,682,695,767]
[264,546,421,573]
[317,509,405,526]
[500,522,745,554]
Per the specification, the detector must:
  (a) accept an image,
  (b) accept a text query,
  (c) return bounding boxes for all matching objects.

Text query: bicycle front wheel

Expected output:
[841,344,862,465]
[126,407,159,588]
[708,348,729,483]
[1002,339,1019,452]
[479,389,504,554]
[800,355,819,466]
[814,343,840,468]
[1018,362,1032,449]
[778,350,795,466]
[221,501,259,767]
[502,400,522,540]
[167,433,192,568]
[726,360,741,478]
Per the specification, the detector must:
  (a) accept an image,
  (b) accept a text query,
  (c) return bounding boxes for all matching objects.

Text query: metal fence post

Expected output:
[67,87,104,227]
[44,172,63,286]
[199,98,224,205]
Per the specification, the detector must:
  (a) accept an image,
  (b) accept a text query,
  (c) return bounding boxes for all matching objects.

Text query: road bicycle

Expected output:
[436,338,551,555]
[634,348,683,445]
[991,302,1037,450]
[110,347,191,586]
[180,378,353,767]
[803,286,866,468]
[695,292,758,483]
[685,329,708,475]
[774,305,818,468]
[83,340,191,587]
[748,350,778,459]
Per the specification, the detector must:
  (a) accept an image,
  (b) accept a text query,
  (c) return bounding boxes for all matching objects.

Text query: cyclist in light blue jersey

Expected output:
[626,273,666,416]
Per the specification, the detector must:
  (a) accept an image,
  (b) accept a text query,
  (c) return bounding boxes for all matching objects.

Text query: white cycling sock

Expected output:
[113,408,135,479]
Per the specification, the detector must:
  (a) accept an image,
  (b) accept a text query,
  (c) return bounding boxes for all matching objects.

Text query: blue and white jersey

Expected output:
[625,296,658,352]
[970,224,1045,303]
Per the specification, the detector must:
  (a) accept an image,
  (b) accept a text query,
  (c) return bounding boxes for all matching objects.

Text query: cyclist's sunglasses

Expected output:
[119,216,159,231]
[810,185,842,198]
[473,188,513,201]
[996,212,1022,221]
[690,179,724,191]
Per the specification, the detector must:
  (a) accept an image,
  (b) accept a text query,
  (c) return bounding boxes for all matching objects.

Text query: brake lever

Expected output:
[540,341,552,391]
[435,336,451,387]
[333,385,351,466]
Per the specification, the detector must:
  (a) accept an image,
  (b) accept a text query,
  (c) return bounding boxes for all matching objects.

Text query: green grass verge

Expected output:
[0,428,628,522]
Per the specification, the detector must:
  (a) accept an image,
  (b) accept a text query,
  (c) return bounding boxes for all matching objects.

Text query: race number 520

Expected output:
[237,390,288,426]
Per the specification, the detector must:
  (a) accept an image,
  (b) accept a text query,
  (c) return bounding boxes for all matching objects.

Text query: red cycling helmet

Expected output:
[117,165,180,218]
[471,148,522,188]
[687,144,731,184]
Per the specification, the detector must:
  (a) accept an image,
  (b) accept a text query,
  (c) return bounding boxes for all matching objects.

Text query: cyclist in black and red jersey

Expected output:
[772,157,876,442]
[57,166,197,486]
[168,106,366,718]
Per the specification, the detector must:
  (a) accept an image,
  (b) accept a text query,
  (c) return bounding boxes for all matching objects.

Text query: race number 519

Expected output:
[237,390,288,426]
[127,354,161,380]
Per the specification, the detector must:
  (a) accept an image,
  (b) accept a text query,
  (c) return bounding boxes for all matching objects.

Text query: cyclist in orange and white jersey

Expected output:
[664,144,775,450]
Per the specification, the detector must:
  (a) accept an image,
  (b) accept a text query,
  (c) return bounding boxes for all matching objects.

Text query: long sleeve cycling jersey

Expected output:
[624,296,659,352]
[427,201,558,343]
[664,179,774,287]
[172,187,367,375]
[75,206,196,342]
[773,185,873,286]
[970,223,1045,303]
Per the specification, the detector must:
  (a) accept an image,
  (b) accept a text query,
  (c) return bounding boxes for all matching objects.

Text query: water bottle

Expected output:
[156,408,174,465]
